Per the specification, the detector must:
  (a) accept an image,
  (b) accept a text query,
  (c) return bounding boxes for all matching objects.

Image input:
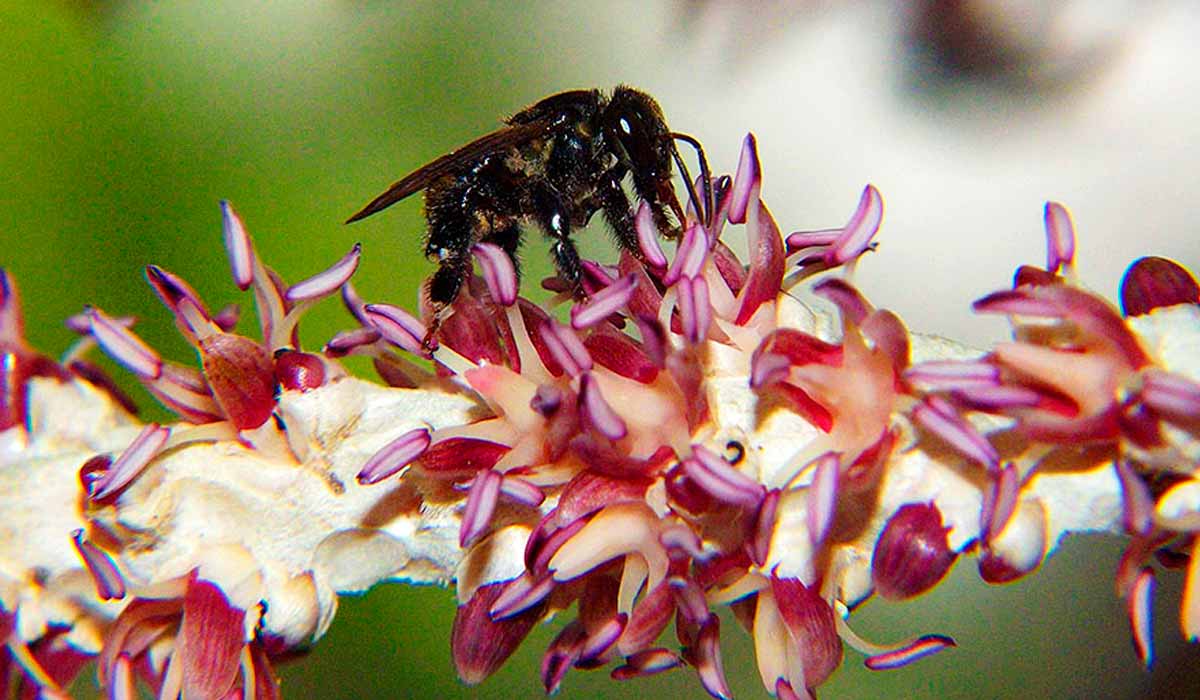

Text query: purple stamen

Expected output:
[812,278,872,325]
[785,228,841,254]
[145,265,208,317]
[325,327,382,356]
[668,577,710,627]
[911,396,999,471]
[972,289,1061,317]
[1129,567,1155,668]
[951,385,1045,411]
[541,321,593,378]
[677,276,711,344]
[461,469,503,547]
[1141,369,1200,423]
[684,445,765,510]
[749,489,781,566]
[1114,459,1154,536]
[529,384,563,416]
[489,572,556,621]
[864,634,956,670]
[473,242,518,306]
[694,614,732,700]
[983,463,1021,542]
[90,423,170,501]
[341,281,370,325]
[71,529,126,600]
[635,201,668,268]
[662,224,709,287]
[750,351,791,389]
[220,200,254,290]
[1043,201,1075,274]
[807,452,840,549]
[286,243,362,301]
[88,308,163,380]
[611,648,681,680]
[212,304,239,332]
[828,184,883,266]
[500,475,546,508]
[579,372,628,440]
[728,133,760,225]
[363,303,430,355]
[571,274,638,329]
[660,523,706,560]
[357,427,431,485]
[904,360,1000,389]
[579,613,627,663]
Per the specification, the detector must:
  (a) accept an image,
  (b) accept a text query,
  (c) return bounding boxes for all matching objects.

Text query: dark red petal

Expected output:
[417,437,509,478]
[871,502,958,600]
[453,581,545,685]
[584,326,658,383]
[178,577,248,700]
[1120,256,1200,317]
[617,581,675,655]
[438,292,507,368]
[756,329,843,368]
[770,577,843,687]
[709,240,747,296]
[199,332,276,430]
[733,198,785,326]
[773,383,835,434]
[554,470,653,526]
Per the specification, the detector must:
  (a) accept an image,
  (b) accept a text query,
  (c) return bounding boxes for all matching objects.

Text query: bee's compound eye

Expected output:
[724,440,745,465]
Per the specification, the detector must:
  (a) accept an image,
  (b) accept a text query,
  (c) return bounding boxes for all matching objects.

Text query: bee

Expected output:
[346,85,711,311]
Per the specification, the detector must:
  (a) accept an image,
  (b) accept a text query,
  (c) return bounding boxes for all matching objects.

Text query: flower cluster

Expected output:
[0,133,1197,698]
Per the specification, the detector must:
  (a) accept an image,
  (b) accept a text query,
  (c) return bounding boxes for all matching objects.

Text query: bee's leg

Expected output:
[529,182,584,297]
[597,170,637,253]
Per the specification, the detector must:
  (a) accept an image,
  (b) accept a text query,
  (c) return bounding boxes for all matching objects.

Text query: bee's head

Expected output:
[603,86,675,189]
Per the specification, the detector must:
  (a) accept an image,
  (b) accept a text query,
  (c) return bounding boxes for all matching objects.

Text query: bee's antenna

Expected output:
[670,132,713,228]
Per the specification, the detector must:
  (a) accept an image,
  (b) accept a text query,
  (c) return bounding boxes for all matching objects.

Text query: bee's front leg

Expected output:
[529,181,585,299]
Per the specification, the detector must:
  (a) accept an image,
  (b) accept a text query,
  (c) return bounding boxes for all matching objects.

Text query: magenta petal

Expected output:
[864,634,955,670]
[769,577,842,687]
[461,469,503,547]
[1128,567,1155,669]
[911,396,999,471]
[71,529,126,600]
[540,321,593,377]
[363,303,429,355]
[286,243,362,301]
[578,372,627,440]
[88,308,163,380]
[633,315,668,369]
[1121,256,1200,317]
[733,197,786,326]
[220,200,255,290]
[728,133,760,225]
[812,278,871,325]
[635,201,668,268]
[1043,201,1075,273]
[357,427,430,485]
[0,268,18,342]
[806,452,840,549]
[472,242,518,306]
[786,228,841,254]
[178,575,247,700]
[91,423,169,501]
[828,184,883,266]
[571,274,638,329]
[1114,459,1154,536]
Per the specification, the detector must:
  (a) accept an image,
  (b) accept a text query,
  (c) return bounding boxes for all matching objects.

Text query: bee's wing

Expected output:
[345,120,553,223]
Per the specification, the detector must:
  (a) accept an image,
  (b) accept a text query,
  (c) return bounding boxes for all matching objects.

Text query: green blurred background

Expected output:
[4,1,1199,697]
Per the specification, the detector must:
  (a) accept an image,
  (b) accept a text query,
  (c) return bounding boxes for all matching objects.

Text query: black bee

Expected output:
[346,85,711,309]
